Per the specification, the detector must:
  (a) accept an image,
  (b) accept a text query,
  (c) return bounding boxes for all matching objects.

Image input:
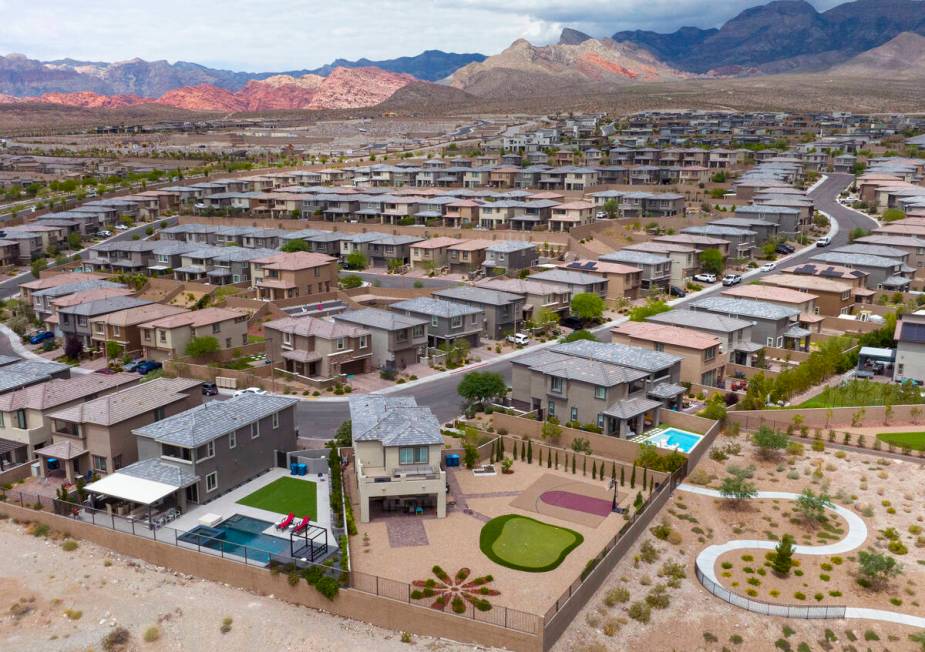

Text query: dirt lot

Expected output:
[554,431,925,652]
[0,517,485,652]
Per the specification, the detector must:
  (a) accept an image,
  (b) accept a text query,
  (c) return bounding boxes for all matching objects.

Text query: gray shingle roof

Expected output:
[691,296,800,320]
[390,297,482,319]
[551,340,681,373]
[486,240,536,253]
[133,393,297,448]
[811,252,903,269]
[600,250,671,265]
[335,308,428,331]
[58,296,152,317]
[33,279,124,298]
[603,397,662,419]
[528,269,604,286]
[118,457,198,487]
[349,395,442,447]
[646,309,752,333]
[433,285,523,306]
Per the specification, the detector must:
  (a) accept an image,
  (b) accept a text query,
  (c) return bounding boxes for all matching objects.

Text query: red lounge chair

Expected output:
[292,516,310,534]
[276,512,295,530]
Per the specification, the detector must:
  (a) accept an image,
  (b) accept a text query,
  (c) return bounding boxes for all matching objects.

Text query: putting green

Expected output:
[479,515,583,572]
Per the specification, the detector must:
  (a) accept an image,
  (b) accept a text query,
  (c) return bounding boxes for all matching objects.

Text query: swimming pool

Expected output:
[179,514,289,563]
[643,428,703,453]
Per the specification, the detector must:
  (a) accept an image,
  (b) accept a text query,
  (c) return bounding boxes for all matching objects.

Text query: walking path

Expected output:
[678,483,925,628]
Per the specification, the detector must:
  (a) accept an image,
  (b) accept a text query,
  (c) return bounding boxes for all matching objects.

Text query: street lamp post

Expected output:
[610,478,618,512]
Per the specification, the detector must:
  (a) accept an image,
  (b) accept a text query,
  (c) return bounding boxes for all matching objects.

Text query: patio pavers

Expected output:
[385,517,429,548]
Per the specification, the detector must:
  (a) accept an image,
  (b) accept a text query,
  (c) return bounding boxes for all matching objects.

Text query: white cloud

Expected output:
[0,0,849,71]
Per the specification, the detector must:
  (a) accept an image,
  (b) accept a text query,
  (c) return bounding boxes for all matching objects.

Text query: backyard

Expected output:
[800,379,925,409]
[876,432,925,452]
[236,476,318,518]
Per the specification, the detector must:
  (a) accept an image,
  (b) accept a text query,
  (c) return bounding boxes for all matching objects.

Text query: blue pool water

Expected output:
[643,428,703,453]
[179,514,289,562]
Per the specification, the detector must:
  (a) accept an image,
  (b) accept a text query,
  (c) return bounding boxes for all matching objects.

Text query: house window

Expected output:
[162,444,192,461]
[550,377,563,393]
[336,337,345,351]
[92,455,108,473]
[15,410,26,429]
[595,385,606,400]
[654,342,664,352]
[229,431,237,449]
[205,471,218,493]
[570,407,578,422]
[471,314,479,325]
[113,454,123,470]
[431,315,439,328]
[144,330,151,341]
[159,330,166,343]
[153,407,165,422]
[451,316,462,328]
[548,401,556,417]
[0,413,3,427]
[282,332,291,345]
[400,445,429,465]
[212,323,221,334]
[776,336,783,347]
[358,336,368,349]
[766,337,774,347]
[206,441,215,459]
[251,422,259,438]
[272,412,279,429]
[413,325,424,338]
[704,347,716,361]
[112,325,120,337]
[597,413,605,429]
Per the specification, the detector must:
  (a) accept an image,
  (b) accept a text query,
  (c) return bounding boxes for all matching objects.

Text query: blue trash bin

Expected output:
[298,463,308,476]
[445,454,460,468]
[290,463,299,475]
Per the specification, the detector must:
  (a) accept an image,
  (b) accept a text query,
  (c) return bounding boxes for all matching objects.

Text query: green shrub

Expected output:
[628,601,651,623]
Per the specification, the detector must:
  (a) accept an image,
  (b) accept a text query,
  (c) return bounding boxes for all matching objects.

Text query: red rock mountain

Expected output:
[0,67,415,112]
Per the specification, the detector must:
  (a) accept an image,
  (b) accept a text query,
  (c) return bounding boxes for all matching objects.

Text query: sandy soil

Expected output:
[553,431,925,652]
[0,517,485,652]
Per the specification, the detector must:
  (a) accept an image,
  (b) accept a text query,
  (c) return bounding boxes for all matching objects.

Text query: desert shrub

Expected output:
[604,586,630,606]
[102,627,131,651]
[143,627,160,643]
[628,601,651,623]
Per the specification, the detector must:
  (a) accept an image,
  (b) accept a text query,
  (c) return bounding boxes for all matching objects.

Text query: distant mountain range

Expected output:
[612,0,925,74]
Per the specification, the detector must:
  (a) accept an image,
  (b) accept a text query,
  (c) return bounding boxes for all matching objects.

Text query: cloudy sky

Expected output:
[0,0,847,71]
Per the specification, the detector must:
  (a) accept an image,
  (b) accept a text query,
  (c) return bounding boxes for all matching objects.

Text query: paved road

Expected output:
[340,271,461,290]
[808,172,878,247]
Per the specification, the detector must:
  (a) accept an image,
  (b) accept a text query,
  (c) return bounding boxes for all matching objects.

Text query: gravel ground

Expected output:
[0,518,489,652]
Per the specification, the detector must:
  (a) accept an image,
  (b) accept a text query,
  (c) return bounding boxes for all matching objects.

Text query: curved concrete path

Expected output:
[678,483,925,628]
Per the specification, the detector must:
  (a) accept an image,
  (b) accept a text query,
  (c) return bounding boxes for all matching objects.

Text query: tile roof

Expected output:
[58,296,152,317]
[612,321,721,350]
[264,315,368,340]
[603,397,662,419]
[118,457,198,487]
[0,372,138,411]
[139,307,247,330]
[335,308,428,331]
[349,395,442,447]
[390,297,483,319]
[691,296,800,320]
[433,285,523,306]
[600,250,671,265]
[721,284,818,305]
[47,378,200,426]
[133,393,297,448]
[528,269,606,285]
[551,340,681,372]
[252,251,336,270]
[0,360,72,392]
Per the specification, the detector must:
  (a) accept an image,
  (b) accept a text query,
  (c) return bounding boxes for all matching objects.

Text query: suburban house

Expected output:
[409,237,463,271]
[390,297,484,349]
[624,241,699,287]
[58,296,153,349]
[653,234,731,258]
[810,252,912,291]
[681,225,757,259]
[721,284,819,316]
[549,201,594,231]
[138,307,250,360]
[560,259,642,300]
[483,241,538,276]
[0,359,71,395]
[349,395,446,523]
[689,296,811,351]
[760,274,859,316]
[447,239,491,274]
[894,311,925,384]
[117,393,299,508]
[41,378,202,480]
[475,277,571,320]
[710,217,780,245]
[250,251,338,301]
[367,235,423,268]
[0,372,139,469]
[432,286,525,339]
[263,316,373,381]
[89,303,190,357]
[527,269,609,299]
[19,272,107,306]
[32,279,125,322]
[611,321,726,388]
[599,250,671,293]
[646,309,763,367]
[334,308,428,371]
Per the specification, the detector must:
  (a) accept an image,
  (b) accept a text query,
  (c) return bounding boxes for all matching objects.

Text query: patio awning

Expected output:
[733,341,764,353]
[784,326,812,339]
[604,397,662,420]
[35,440,87,460]
[85,473,180,506]
[648,382,686,400]
[881,275,912,288]
[0,437,27,455]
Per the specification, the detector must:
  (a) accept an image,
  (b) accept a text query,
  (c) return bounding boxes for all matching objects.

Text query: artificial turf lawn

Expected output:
[876,432,925,451]
[236,477,317,517]
[479,514,583,573]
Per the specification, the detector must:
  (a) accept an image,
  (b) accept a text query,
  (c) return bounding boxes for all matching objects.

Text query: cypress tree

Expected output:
[642,466,648,489]
[620,465,625,487]
[499,437,504,457]
[546,447,552,468]
[592,460,597,480]
[554,450,558,469]
[582,455,587,476]
[520,440,525,461]
[527,440,533,464]
[539,447,544,467]
[611,463,617,484]
[571,454,576,474]
[630,463,637,489]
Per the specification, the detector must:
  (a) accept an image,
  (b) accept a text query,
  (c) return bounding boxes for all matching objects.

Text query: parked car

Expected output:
[136,360,162,375]
[123,359,143,372]
[202,382,218,396]
[559,315,586,330]
[507,333,530,346]
[722,274,742,286]
[693,273,716,284]
[669,286,687,297]
[28,331,54,345]
[776,243,795,255]
[760,262,776,272]
[97,230,113,238]
[114,224,129,231]
[194,202,206,210]
[816,236,832,247]
[234,387,268,397]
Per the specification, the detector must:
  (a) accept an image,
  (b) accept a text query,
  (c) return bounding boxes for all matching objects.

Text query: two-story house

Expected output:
[58,296,153,349]
[42,378,202,479]
[263,316,373,381]
[646,309,763,367]
[611,321,726,388]
[390,297,484,349]
[250,251,338,302]
[333,308,428,371]
[138,307,250,360]
[447,239,491,274]
[475,277,571,321]
[690,296,810,351]
[89,303,190,357]
[527,269,609,300]
[482,241,537,277]
[409,237,463,272]
[350,395,446,523]
[432,286,525,340]
[599,250,671,293]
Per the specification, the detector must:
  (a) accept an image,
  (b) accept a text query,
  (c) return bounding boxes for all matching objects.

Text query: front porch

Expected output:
[34,440,89,483]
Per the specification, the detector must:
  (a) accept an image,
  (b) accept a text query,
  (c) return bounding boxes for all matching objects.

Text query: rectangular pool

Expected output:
[178,514,289,563]
[643,428,703,454]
